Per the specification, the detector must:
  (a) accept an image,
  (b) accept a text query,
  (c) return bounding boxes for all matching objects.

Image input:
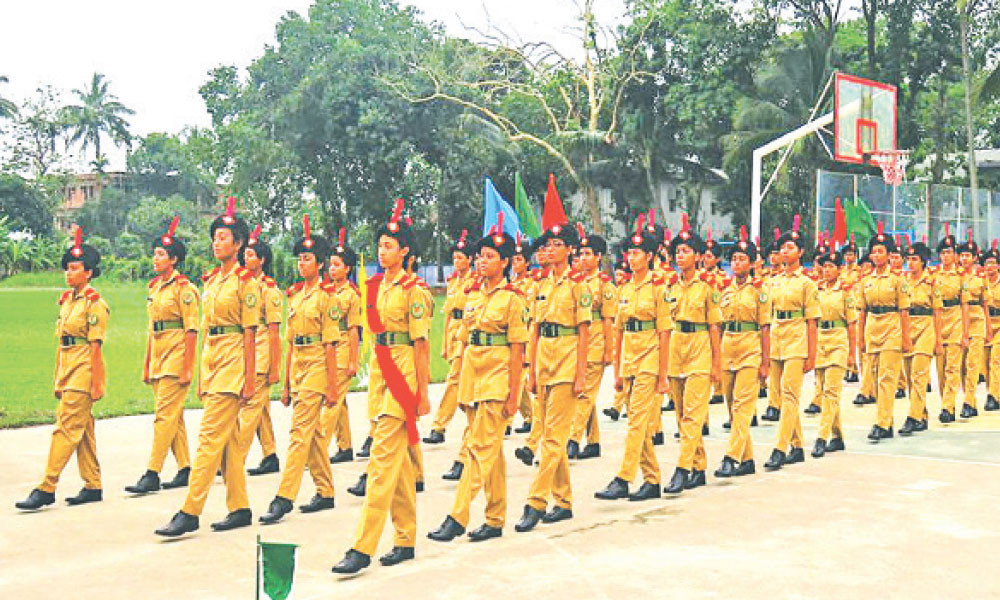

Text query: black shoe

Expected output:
[764,449,786,471]
[960,403,977,418]
[595,477,629,500]
[684,470,706,489]
[804,403,821,415]
[723,421,731,430]
[651,432,664,446]
[416,481,425,493]
[811,439,826,458]
[541,506,573,523]
[714,456,737,478]
[260,496,294,524]
[825,437,845,453]
[914,419,928,432]
[514,447,534,467]
[423,430,445,445]
[514,421,532,433]
[867,425,886,442]
[577,443,600,459]
[505,425,512,437]
[927,383,933,393]
[664,468,689,494]
[330,448,354,464]
[514,505,545,532]
[665,399,675,411]
[379,546,414,567]
[211,508,252,531]
[898,417,918,436]
[247,453,279,476]
[154,511,199,537]
[15,488,55,511]
[710,394,724,405]
[786,447,805,464]
[332,549,371,574]
[863,395,876,405]
[161,466,190,489]
[299,494,335,513]
[603,407,620,421]
[673,431,680,439]
[751,415,759,427]
[895,388,906,399]
[428,515,466,542]
[853,394,867,406]
[65,488,102,506]
[759,387,768,398]
[567,440,579,460]
[734,460,756,476]
[347,473,367,497]
[125,470,161,495]
[844,371,859,383]
[468,524,503,542]
[979,373,986,384]
[442,461,464,481]
[356,436,373,458]
[985,395,1000,411]
[629,481,661,501]
[762,406,780,421]
[939,409,956,423]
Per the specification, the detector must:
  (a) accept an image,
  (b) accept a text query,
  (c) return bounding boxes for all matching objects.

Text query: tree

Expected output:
[127,132,216,205]
[63,73,134,171]
[0,75,17,120]
[4,86,70,178]
[0,173,53,235]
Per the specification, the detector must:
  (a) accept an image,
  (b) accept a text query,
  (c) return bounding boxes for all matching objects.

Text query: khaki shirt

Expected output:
[857,266,910,352]
[667,270,723,377]
[816,280,857,368]
[146,271,198,380]
[616,270,672,378]
[720,276,771,371]
[55,285,110,393]
[458,278,529,403]
[330,280,363,370]
[199,265,262,396]
[286,280,342,395]
[533,268,592,386]
[985,274,1000,346]
[907,271,937,356]
[442,270,473,360]
[965,269,987,339]
[584,272,617,363]
[932,265,967,344]
[254,275,283,375]
[769,267,821,361]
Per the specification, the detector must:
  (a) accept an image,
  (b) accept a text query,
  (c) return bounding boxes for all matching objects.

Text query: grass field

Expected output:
[0,271,449,428]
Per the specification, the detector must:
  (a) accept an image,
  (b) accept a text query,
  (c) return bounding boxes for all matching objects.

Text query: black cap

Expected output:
[153,215,187,266]
[241,224,272,276]
[61,225,101,278]
[209,196,250,244]
[293,215,330,263]
[376,198,418,254]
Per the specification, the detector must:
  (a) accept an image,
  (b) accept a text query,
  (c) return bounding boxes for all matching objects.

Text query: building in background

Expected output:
[53,171,131,232]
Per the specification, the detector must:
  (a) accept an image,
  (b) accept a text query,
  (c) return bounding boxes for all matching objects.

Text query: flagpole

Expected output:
[256,534,261,600]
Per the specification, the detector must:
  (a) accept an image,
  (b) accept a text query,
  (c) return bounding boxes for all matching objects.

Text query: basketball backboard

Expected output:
[833,73,897,164]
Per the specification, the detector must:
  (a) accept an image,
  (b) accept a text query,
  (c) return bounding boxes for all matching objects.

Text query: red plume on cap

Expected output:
[664,228,672,244]
[706,225,713,242]
[739,225,747,243]
[405,216,413,227]
[993,239,999,251]
[302,214,313,249]
[493,213,506,244]
[337,227,346,249]
[967,228,974,242]
[850,232,856,244]
[635,213,645,236]
[576,222,586,244]
[944,222,951,237]
[249,224,261,246]
[167,215,179,237]
[922,234,927,244]
[222,196,236,224]
[877,221,884,236]
[456,228,468,250]
[792,214,800,232]
[754,235,760,247]
[71,224,83,257]
[646,209,656,231]
[774,227,781,241]
[894,234,902,247]
[681,213,690,232]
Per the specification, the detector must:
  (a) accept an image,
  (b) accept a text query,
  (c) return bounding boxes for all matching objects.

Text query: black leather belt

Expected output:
[724,321,760,333]
[538,322,577,338]
[208,325,243,336]
[293,335,321,346]
[819,320,847,329]
[910,306,934,316]
[60,335,88,347]
[624,319,656,332]
[450,309,463,319]
[374,331,412,346]
[990,307,1000,317]
[153,320,184,332]
[775,310,804,319]
[468,330,509,346]
[675,320,708,333]
[942,298,960,308]
[866,306,897,314]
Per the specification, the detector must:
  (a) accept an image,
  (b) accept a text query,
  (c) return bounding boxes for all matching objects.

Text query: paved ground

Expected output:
[2,372,999,599]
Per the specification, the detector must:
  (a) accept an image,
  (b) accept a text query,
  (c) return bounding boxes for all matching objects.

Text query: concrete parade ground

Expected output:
[2,371,999,600]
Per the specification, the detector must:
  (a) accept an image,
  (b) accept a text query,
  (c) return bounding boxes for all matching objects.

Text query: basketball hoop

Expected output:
[868,150,910,186]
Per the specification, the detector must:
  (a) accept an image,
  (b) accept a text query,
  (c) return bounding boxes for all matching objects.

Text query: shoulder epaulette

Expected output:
[841,282,854,292]
[237,267,253,282]
[201,266,220,282]
[349,281,361,295]
[503,283,525,296]
[651,273,665,286]
[721,276,733,288]
[262,276,277,288]
[447,271,459,281]
[402,274,417,290]
[599,272,612,283]
[286,281,304,297]
[570,271,586,283]
[321,281,338,293]
[84,288,101,302]
[752,277,764,288]
[176,275,190,286]
[669,273,679,285]
[58,290,72,305]
[418,279,430,290]
[148,275,161,289]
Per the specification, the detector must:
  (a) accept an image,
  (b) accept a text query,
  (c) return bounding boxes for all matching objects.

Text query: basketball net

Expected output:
[869,150,910,186]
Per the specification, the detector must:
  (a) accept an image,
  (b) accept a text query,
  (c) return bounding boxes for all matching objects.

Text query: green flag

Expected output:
[515,172,542,238]
[258,539,298,600]
[844,197,877,248]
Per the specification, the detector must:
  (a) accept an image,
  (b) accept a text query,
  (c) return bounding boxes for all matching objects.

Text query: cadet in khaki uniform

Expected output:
[604,256,632,421]
[324,229,363,465]
[933,227,967,423]
[594,222,671,501]
[764,220,820,471]
[857,228,912,443]
[899,241,936,435]
[958,236,986,418]
[663,219,722,494]
[17,228,109,511]
[567,224,615,460]
[126,217,196,495]
[510,235,535,433]
[258,219,341,524]
[428,224,529,542]
[702,231,727,408]
[842,236,862,383]
[982,245,1000,412]
[810,250,857,457]
[715,231,769,477]
[761,232,785,422]
[514,243,553,466]
[332,201,431,574]
[514,220,591,532]
[155,198,262,537]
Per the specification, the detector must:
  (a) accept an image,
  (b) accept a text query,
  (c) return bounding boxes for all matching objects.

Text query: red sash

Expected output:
[365,273,420,445]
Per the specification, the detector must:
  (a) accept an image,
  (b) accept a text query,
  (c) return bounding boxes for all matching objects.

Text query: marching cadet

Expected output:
[899,239,936,435]
[958,232,985,418]
[804,238,832,416]
[155,197,261,537]
[714,228,769,476]
[857,226,912,443]
[810,249,857,457]
[125,216,196,495]
[239,226,282,478]
[513,217,591,532]
[663,216,722,494]
[514,239,553,467]
[16,227,109,511]
[510,234,535,433]
[567,224,615,461]
[842,236,861,383]
[982,243,1000,412]
[427,220,529,542]
[594,218,670,501]
[323,229,363,465]
[934,225,967,423]
[424,230,474,446]
[604,252,632,422]
[703,228,726,407]
[332,200,431,574]
[258,217,341,524]
[889,238,909,401]
[764,217,819,471]
[761,230,785,422]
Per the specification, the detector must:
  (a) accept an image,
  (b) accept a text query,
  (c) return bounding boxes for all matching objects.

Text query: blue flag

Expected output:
[483,177,521,238]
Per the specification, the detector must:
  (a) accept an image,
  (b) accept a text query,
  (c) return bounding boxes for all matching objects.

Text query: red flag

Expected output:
[833,196,847,245]
[542,173,568,231]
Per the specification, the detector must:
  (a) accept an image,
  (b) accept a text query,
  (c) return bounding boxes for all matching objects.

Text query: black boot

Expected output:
[161,466,190,489]
[723,421,731,430]
[733,460,756,476]
[764,449,786,471]
[331,549,370,574]
[594,477,629,500]
[825,437,846,453]
[960,403,976,419]
[685,470,706,489]
[914,419,928,432]
[785,447,805,464]
[154,511,199,537]
[566,440,579,460]
[260,497,294,524]
[577,443,601,459]
[467,524,503,542]
[329,448,354,464]
[125,470,161,495]
[441,461,464,481]
[65,488,102,506]
[898,417,918,436]
[603,407,620,421]
[710,394,724,405]
[514,421,532,433]
[863,395,876,405]
[211,508,252,531]
[665,399,675,411]
[939,409,956,423]
[868,425,885,442]
[758,387,768,398]
[347,473,367,497]
[356,436,374,458]
[985,395,1000,411]
[427,515,466,542]
[416,480,425,492]
[15,488,55,511]
[514,446,534,467]
[762,406,780,421]
[541,506,573,523]
[379,546,414,566]
[810,439,826,458]
[247,453,279,476]
[751,414,759,427]
[714,456,737,478]
[651,431,664,446]
[629,481,661,501]
[423,429,445,444]
[505,425,512,437]
[664,468,689,494]
[702,424,710,436]
[895,388,906,399]
[804,403,821,415]
[514,504,545,532]
[299,494,335,513]
[853,393,868,406]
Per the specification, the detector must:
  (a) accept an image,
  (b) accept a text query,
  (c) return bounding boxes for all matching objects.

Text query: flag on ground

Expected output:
[257,537,298,600]
[483,176,521,238]
[514,172,541,238]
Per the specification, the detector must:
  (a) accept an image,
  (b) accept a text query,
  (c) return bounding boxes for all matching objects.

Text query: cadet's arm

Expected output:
[760,324,771,381]
[143,335,152,384]
[574,322,590,395]
[324,343,338,407]
[933,309,944,355]
[900,310,912,353]
[267,323,281,385]
[602,316,614,364]
[657,330,671,393]
[527,322,540,392]
[961,302,970,347]
[804,319,818,373]
[282,341,293,405]
[241,327,257,403]
[181,330,197,385]
[89,341,105,401]
[709,324,722,382]
[506,343,525,418]
[347,326,360,376]
[413,337,431,416]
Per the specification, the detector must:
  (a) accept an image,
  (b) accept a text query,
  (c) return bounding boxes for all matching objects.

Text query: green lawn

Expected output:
[0,272,448,428]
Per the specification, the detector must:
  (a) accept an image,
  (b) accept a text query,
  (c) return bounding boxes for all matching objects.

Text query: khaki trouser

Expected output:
[670,374,710,471]
[722,367,757,462]
[147,376,191,473]
[224,375,270,477]
[988,346,1000,399]
[182,392,247,516]
[570,363,604,446]
[873,350,902,429]
[861,352,878,399]
[518,371,533,421]
[616,373,661,484]
[612,387,627,412]
[526,385,545,453]
[771,359,805,452]
[40,390,101,493]
[450,401,507,528]
[815,366,845,441]
[255,397,277,457]
[936,344,963,412]
[352,416,416,555]
[321,370,353,452]
[277,390,335,501]
[767,362,782,411]
[962,338,985,409]
[430,357,462,432]
[904,353,932,420]
[526,383,574,511]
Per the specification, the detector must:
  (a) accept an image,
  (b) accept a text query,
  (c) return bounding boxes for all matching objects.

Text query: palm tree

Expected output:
[63,73,134,171]
[981,64,1000,102]
[0,75,18,119]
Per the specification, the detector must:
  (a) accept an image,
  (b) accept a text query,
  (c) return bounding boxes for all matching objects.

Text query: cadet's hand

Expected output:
[281,389,291,407]
[603,351,615,366]
[240,381,255,406]
[803,357,815,374]
[902,338,913,354]
[858,340,866,355]
[347,363,359,378]
[935,342,945,356]
[267,370,280,386]
[710,363,722,385]
[961,335,970,350]
[54,390,62,400]
[759,361,770,384]
[846,357,856,373]
[324,388,337,408]
[614,376,624,392]
[573,372,586,396]
[417,394,431,417]
[656,376,669,395]
[503,395,518,419]
[90,382,105,401]
[178,370,192,386]
[142,371,151,385]
[527,372,536,394]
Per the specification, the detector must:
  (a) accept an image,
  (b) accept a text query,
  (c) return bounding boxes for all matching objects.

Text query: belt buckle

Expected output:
[470,330,482,345]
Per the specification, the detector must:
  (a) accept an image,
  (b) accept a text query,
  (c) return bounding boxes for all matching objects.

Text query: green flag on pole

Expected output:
[515,172,542,238]
[258,537,298,600]
[844,197,877,248]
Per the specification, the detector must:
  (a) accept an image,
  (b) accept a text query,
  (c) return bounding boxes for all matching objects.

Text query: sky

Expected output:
[0,0,627,171]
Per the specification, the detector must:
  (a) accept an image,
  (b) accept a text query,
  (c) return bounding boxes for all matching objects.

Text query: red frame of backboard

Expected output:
[833,72,897,165]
